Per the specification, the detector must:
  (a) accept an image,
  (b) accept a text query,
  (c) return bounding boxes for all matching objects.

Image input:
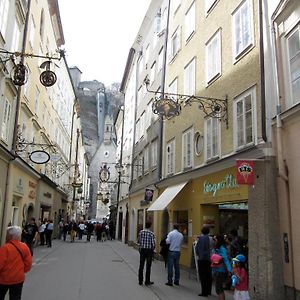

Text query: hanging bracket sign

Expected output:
[29,150,50,164]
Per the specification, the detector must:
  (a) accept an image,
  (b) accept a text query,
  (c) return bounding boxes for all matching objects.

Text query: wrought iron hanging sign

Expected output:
[29,150,50,164]
[11,62,29,86]
[40,60,58,87]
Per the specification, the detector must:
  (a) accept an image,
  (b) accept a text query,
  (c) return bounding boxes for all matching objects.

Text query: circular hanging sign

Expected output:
[29,150,50,164]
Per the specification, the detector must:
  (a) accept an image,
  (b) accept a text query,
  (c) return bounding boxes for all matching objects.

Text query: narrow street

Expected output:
[22,237,234,300]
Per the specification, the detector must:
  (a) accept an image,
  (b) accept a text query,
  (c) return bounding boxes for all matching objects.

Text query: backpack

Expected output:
[210,253,223,268]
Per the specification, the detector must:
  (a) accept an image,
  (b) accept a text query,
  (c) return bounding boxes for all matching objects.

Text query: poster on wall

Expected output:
[203,216,215,228]
[236,160,255,185]
[144,188,154,202]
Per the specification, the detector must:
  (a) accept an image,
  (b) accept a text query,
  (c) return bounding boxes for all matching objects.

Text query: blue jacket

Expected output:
[212,245,232,273]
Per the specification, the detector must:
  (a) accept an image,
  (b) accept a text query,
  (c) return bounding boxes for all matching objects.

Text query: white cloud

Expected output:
[58,0,150,85]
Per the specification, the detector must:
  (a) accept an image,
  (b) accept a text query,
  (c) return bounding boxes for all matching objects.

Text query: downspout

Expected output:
[272,19,296,299]
[258,0,267,142]
[158,0,171,180]
[2,0,32,242]
[130,51,143,182]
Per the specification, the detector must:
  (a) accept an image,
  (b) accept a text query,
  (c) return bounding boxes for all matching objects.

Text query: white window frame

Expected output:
[34,87,40,114]
[172,0,181,15]
[151,139,158,169]
[135,119,140,143]
[184,57,196,95]
[185,2,195,42]
[158,47,164,73]
[206,29,221,84]
[144,145,149,173]
[286,25,300,106]
[169,27,181,61]
[145,44,150,66]
[204,117,220,161]
[166,139,175,175]
[1,98,11,142]
[232,0,253,59]
[150,61,156,85]
[29,15,35,48]
[205,0,217,13]
[182,127,194,169]
[0,0,9,37]
[233,86,256,150]
[11,19,20,52]
[140,112,145,139]
[146,100,153,129]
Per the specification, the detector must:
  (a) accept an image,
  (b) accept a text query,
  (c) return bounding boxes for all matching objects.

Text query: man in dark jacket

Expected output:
[195,226,212,297]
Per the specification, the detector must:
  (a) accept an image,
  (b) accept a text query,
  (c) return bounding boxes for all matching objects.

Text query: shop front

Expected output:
[149,167,248,268]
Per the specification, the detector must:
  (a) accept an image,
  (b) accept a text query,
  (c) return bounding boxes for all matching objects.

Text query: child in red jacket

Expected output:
[232,254,250,300]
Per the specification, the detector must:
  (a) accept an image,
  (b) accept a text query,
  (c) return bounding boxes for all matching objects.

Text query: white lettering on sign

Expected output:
[203,174,239,196]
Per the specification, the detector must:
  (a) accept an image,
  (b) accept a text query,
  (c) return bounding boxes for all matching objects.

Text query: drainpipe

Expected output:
[258,0,267,142]
[158,0,171,180]
[272,19,296,299]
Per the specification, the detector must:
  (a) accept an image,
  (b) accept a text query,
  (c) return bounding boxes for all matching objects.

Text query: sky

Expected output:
[58,0,151,86]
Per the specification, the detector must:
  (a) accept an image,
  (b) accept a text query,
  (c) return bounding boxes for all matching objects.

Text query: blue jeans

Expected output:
[167,251,181,284]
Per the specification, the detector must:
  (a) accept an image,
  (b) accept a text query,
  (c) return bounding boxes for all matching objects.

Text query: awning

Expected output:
[147,182,188,211]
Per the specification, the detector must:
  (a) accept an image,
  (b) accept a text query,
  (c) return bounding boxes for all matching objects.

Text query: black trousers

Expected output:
[198,260,212,296]
[0,282,23,300]
[138,248,153,284]
[45,230,53,247]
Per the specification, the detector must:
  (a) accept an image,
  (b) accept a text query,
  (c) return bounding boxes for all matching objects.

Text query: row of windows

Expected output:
[165,86,256,175]
[132,139,158,181]
[169,0,253,84]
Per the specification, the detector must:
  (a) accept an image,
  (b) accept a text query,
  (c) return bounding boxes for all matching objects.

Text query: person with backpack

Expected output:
[211,235,232,300]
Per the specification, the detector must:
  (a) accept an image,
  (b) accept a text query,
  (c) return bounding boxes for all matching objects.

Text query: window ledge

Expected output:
[185,31,195,45]
[235,143,255,153]
[233,44,255,65]
[206,73,221,87]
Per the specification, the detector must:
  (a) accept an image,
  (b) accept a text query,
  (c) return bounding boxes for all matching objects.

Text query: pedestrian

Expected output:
[138,221,156,286]
[101,220,108,241]
[95,222,102,242]
[63,221,69,241]
[165,224,184,286]
[108,220,115,240]
[78,221,85,240]
[232,254,250,300]
[159,234,169,268]
[38,220,46,246]
[22,217,38,256]
[86,222,94,242]
[58,219,64,240]
[211,235,232,300]
[0,226,32,300]
[69,220,77,242]
[45,220,53,248]
[195,226,212,297]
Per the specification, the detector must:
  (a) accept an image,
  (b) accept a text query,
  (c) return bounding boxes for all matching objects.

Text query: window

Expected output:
[166,139,175,175]
[158,47,164,72]
[1,98,11,142]
[146,100,153,128]
[169,27,181,61]
[137,86,142,106]
[161,6,168,31]
[286,26,300,105]
[234,86,256,149]
[173,210,188,244]
[182,128,193,169]
[172,0,181,14]
[206,30,221,83]
[0,0,9,37]
[138,154,144,177]
[145,44,150,66]
[135,119,140,143]
[232,0,253,58]
[34,87,40,114]
[155,9,161,33]
[185,2,195,42]
[150,139,158,168]
[40,9,45,41]
[140,112,145,139]
[205,117,220,160]
[205,0,217,13]
[144,145,149,173]
[168,78,178,94]
[150,61,156,85]
[11,20,20,52]
[138,56,143,75]
[29,15,35,47]
[184,58,196,95]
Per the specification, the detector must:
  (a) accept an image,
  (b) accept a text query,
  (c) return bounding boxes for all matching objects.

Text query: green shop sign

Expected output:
[203,174,239,196]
